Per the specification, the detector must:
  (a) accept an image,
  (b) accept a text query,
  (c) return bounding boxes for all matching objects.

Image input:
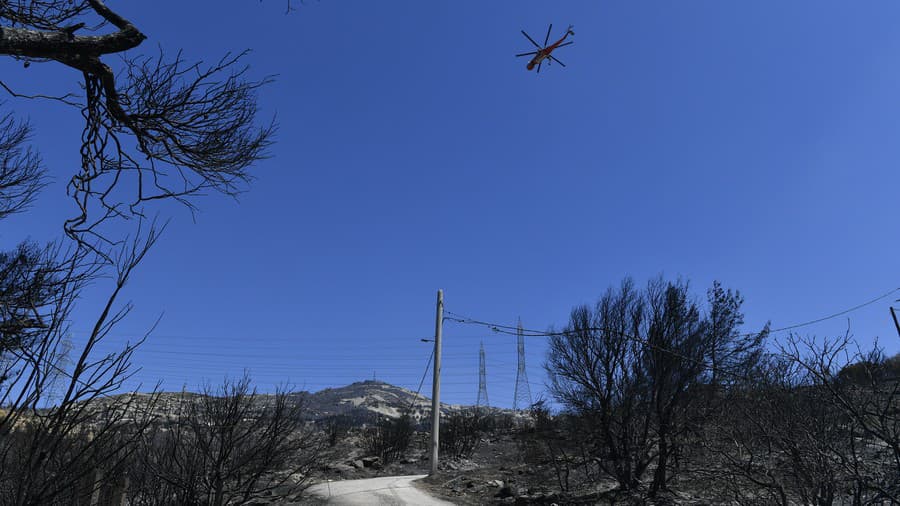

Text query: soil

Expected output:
[312,426,732,505]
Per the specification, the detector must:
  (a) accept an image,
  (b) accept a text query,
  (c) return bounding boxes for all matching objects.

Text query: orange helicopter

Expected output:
[516,24,574,73]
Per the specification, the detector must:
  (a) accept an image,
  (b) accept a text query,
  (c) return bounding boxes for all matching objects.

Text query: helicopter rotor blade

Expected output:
[515,51,539,57]
[544,23,553,47]
[537,60,543,74]
[555,41,574,49]
[550,55,566,67]
[521,30,542,49]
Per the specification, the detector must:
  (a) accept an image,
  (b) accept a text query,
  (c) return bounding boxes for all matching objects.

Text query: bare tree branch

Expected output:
[2,1,275,250]
[0,108,45,219]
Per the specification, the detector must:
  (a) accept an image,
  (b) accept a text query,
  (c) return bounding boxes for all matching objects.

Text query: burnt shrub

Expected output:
[363,414,414,464]
[440,409,485,459]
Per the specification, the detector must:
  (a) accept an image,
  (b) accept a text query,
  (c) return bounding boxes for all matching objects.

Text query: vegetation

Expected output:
[2,4,895,505]
[364,413,414,464]
[0,2,297,504]
[535,276,900,504]
[127,375,321,505]
[439,408,486,459]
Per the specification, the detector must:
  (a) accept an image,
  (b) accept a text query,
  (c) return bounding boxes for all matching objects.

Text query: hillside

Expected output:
[293,380,443,422]
[93,380,494,425]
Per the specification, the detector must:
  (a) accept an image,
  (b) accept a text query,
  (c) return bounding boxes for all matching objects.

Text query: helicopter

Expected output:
[516,24,574,73]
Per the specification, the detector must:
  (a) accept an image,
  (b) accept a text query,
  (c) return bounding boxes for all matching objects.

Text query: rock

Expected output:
[446,461,459,470]
[400,457,418,464]
[361,456,380,468]
[325,463,354,474]
[487,480,504,488]
[351,459,364,469]
[495,485,517,498]
[269,484,296,496]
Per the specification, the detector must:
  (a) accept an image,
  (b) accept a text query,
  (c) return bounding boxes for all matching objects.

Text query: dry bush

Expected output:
[126,374,321,506]
[363,414,414,464]
[440,409,485,459]
[706,337,900,505]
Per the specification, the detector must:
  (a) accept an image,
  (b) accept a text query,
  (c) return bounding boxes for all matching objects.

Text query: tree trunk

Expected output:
[650,427,669,497]
[213,473,224,506]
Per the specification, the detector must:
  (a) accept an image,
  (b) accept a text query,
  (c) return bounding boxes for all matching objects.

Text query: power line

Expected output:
[444,286,900,339]
[69,331,493,342]
[446,312,758,384]
[443,286,900,385]
[405,349,434,416]
[767,288,900,334]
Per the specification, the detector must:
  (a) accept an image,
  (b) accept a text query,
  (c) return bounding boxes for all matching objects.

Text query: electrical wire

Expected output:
[404,349,434,416]
[443,286,900,384]
[767,288,899,333]
[445,286,900,339]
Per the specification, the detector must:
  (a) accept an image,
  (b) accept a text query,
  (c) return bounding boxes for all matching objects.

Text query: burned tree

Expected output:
[546,277,767,495]
[0,1,277,503]
[1,0,274,248]
[546,278,652,491]
[0,229,163,505]
[128,375,320,506]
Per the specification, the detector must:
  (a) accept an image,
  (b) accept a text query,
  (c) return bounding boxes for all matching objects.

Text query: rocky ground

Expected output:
[414,432,616,506]
[314,429,617,505]
[313,427,740,505]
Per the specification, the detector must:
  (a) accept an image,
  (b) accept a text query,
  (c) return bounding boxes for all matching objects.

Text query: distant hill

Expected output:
[94,380,501,425]
[292,380,442,422]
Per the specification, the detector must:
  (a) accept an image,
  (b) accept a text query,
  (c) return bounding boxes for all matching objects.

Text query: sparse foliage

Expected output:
[322,413,354,447]
[364,414,414,464]
[1,1,276,504]
[0,110,44,220]
[127,374,320,506]
[0,230,162,505]
[1,0,274,250]
[545,276,767,495]
[440,408,484,459]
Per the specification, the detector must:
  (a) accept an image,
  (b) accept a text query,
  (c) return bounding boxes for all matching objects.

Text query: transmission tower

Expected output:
[476,341,489,410]
[513,318,532,411]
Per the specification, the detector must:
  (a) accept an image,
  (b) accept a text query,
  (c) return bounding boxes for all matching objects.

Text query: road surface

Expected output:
[307,474,454,505]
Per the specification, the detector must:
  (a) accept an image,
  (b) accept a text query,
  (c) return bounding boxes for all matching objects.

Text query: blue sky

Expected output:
[2,0,899,407]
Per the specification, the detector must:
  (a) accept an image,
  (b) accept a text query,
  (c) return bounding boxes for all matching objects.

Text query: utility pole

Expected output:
[891,303,900,339]
[429,289,443,475]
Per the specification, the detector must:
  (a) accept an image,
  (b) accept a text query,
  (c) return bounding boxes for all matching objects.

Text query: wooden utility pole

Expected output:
[891,305,900,339]
[429,289,443,475]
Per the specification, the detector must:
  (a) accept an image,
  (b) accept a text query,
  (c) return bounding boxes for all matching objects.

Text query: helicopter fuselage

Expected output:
[517,25,575,73]
[526,51,551,71]
[525,31,573,71]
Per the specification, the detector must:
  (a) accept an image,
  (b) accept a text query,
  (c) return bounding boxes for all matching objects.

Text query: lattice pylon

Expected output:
[476,341,489,410]
[513,318,532,411]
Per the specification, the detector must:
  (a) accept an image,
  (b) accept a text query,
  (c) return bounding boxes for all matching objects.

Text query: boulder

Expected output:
[361,456,380,468]
[325,463,354,474]
[495,485,517,498]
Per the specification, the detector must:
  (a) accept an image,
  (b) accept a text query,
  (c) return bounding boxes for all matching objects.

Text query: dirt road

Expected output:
[307,474,454,505]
